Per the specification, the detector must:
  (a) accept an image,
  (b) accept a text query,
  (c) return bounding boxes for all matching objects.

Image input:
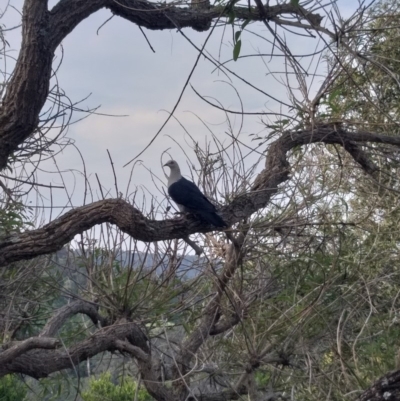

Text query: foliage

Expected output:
[0,375,27,401]
[81,373,152,401]
[0,200,33,236]
[322,0,400,133]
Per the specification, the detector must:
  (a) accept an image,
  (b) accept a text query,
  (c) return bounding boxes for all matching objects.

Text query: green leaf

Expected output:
[290,0,299,5]
[233,39,241,61]
[329,87,342,102]
[234,30,241,42]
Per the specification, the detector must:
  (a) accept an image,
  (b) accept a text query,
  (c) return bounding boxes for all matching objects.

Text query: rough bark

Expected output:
[357,370,400,401]
[0,284,246,401]
[0,321,145,377]
[40,299,107,337]
[0,0,52,169]
[0,298,149,379]
[0,337,60,366]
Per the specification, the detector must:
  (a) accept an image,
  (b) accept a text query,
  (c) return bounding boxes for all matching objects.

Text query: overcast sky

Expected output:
[2,0,359,226]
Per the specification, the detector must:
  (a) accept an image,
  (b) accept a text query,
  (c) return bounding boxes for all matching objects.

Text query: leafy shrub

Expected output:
[81,372,152,401]
[0,375,27,401]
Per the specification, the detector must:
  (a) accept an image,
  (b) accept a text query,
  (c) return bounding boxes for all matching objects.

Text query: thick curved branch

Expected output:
[251,127,400,190]
[0,301,107,373]
[0,0,52,170]
[0,127,398,267]
[0,299,172,400]
[40,299,107,337]
[105,1,322,32]
[115,330,175,400]
[0,320,149,378]
[114,339,150,362]
[0,337,59,366]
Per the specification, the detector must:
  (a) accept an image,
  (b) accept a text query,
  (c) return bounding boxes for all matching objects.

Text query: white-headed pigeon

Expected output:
[164,160,227,228]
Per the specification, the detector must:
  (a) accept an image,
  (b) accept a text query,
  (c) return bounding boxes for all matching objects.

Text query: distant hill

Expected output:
[53,247,212,281]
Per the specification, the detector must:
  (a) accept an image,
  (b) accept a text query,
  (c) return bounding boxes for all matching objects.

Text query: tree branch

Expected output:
[1,300,174,401]
[106,0,323,33]
[0,320,148,378]
[40,299,107,337]
[0,0,52,170]
[0,127,397,267]
[357,369,400,401]
[0,337,59,366]
[209,313,240,335]
[114,339,150,362]
[49,0,107,49]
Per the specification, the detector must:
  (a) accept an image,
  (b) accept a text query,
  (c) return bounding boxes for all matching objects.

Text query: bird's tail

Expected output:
[196,210,227,228]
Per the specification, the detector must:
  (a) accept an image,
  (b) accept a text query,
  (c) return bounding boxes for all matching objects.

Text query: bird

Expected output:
[164,160,227,228]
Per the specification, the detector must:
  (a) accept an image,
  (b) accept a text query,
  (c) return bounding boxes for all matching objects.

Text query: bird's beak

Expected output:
[163,163,168,167]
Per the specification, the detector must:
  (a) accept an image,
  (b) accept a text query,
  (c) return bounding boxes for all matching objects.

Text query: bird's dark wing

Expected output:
[168,177,227,228]
[168,177,216,212]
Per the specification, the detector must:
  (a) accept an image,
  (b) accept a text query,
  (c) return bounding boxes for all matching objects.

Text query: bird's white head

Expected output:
[164,160,180,171]
[164,160,182,185]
